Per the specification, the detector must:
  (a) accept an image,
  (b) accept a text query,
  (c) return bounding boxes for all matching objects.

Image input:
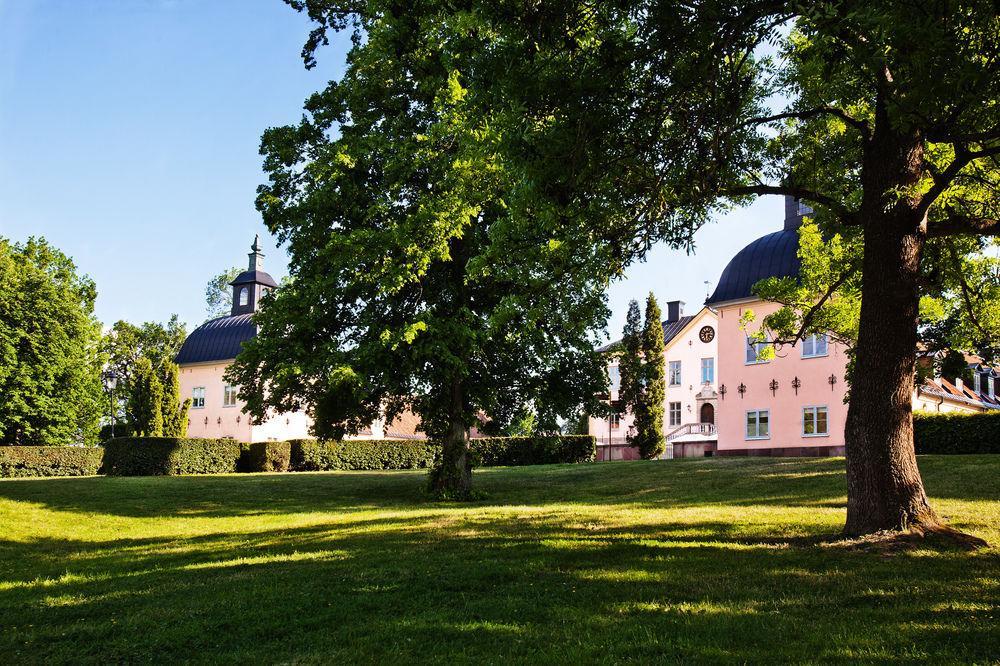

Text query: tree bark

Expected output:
[428,376,473,499]
[843,116,940,536]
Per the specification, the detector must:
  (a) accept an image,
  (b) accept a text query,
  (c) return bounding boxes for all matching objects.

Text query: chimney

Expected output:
[666,300,684,323]
[784,195,811,231]
[955,377,964,392]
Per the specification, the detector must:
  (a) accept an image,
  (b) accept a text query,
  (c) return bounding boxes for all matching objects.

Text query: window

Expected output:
[239,287,249,306]
[803,406,829,436]
[668,360,682,386]
[609,413,621,430]
[802,333,829,358]
[192,387,205,409]
[608,365,621,392]
[745,337,768,364]
[669,402,682,426]
[973,373,982,395]
[989,376,996,398]
[223,384,239,408]
[746,410,769,440]
[701,358,715,384]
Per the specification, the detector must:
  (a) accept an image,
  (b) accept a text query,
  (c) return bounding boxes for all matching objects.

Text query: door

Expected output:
[700,403,715,425]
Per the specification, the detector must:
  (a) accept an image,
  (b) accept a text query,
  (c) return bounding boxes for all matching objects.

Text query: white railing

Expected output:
[666,423,717,441]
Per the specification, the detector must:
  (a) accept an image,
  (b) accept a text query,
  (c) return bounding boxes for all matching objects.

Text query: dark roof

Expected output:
[231,270,278,288]
[598,315,695,353]
[175,314,256,364]
[705,228,800,305]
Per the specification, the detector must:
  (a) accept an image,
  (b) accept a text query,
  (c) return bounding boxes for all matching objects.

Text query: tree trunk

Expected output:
[843,119,939,536]
[428,377,473,499]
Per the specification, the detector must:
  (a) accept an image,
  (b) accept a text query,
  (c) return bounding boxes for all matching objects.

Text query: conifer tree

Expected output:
[634,293,666,459]
[618,299,643,436]
[159,362,190,437]
[130,357,164,437]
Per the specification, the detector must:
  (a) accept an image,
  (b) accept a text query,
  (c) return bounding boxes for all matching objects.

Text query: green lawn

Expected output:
[0,457,997,664]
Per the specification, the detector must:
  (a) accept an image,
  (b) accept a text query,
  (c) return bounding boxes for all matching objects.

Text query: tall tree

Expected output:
[160,362,191,437]
[618,300,643,432]
[634,294,666,459]
[129,357,164,437]
[204,267,242,319]
[228,1,611,498]
[0,237,104,446]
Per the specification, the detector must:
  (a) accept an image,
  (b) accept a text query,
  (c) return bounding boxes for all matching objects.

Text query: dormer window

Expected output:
[239,287,249,307]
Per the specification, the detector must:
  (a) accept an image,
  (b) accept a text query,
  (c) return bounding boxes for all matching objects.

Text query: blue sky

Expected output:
[0,0,782,337]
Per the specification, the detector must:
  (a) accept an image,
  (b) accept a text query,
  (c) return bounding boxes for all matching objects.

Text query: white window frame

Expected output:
[973,373,981,395]
[668,360,682,386]
[745,337,769,365]
[668,401,682,427]
[802,405,829,437]
[191,387,206,409]
[745,410,770,440]
[802,333,829,358]
[608,365,621,392]
[223,384,239,408]
[989,376,995,398]
[609,413,621,430]
[701,357,715,384]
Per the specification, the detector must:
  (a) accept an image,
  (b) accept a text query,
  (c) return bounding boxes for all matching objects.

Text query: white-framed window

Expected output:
[746,410,770,440]
[608,365,621,392]
[239,287,249,306]
[191,387,206,409]
[989,376,996,398]
[668,402,682,426]
[802,406,829,437]
[745,337,769,364]
[223,384,239,408]
[973,373,981,395]
[701,358,715,384]
[802,333,829,358]
[668,360,682,386]
[609,413,621,430]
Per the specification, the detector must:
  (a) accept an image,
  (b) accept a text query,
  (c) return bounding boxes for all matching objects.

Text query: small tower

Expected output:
[230,235,278,316]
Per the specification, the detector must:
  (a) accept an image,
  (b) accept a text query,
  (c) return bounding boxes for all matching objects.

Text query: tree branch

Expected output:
[745,106,870,138]
[927,210,1000,237]
[723,184,858,225]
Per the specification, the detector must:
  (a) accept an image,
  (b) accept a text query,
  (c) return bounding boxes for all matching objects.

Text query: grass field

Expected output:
[0,456,997,664]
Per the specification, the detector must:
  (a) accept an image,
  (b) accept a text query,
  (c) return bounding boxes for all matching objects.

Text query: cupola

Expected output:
[229,235,279,316]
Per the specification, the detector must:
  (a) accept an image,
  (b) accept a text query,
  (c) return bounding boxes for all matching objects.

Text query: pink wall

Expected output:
[716,300,848,453]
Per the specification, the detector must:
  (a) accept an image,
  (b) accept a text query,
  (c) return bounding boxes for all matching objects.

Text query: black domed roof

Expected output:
[175,314,256,365]
[705,228,800,305]
[231,269,278,288]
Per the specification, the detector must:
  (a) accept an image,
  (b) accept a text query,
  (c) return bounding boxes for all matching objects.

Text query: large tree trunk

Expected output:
[428,377,472,499]
[843,119,939,536]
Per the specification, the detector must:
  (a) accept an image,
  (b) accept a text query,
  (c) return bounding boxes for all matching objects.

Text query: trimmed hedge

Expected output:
[0,446,104,478]
[290,439,436,471]
[471,435,597,466]
[241,441,292,472]
[914,412,1000,455]
[102,438,243,476]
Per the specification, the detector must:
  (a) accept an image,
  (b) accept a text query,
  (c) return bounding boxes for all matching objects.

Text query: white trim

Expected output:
[801,405,829,437]
[801,333,830,359]
[191,386,206,409]
[745,409,770,440]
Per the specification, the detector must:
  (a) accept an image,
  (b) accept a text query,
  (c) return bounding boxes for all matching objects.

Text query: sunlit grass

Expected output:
[0,456,996,663]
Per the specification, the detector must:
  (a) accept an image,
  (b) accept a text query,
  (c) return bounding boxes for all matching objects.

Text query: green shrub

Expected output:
[0,446,104,478]
[470,435,597,466]
[241,441,292,472]
[914,412,1000,454]
[102,438,243,476]
[290,439,437,471]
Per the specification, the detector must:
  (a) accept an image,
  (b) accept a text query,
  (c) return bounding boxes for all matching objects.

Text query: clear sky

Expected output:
[0,0,783,338]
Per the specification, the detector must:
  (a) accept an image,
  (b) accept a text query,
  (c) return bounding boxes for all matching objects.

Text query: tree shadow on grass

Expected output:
[0,510,996,664]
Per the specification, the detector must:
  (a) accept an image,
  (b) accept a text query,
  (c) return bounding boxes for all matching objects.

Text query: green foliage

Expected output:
[0,237,104,445]
[470,435,596,467]
[241,441,292,472]
[129,357,164,437]
[102,438,242,476]
[289,439,437,471]
[914,412,1000,455]
[618,299,643,412]
[0,446,103,478]
[205,267,241,319]
[160,362,190,437]
[633,294,666,459]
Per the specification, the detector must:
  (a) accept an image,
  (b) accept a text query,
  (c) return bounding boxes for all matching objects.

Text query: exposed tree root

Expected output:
[829,521,989,554]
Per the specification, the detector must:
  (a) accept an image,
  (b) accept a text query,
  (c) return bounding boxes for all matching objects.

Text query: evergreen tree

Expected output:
[634,294,666,459]
[160,361,190,437]
[618,300,643,427]
[130,357,164,437]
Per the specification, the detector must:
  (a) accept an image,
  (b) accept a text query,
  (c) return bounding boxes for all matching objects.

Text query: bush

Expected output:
[470,435,597,466]
[0,446,104,478]
[290,439,437,471]
[102,438,243,476]
[241,441,292,473]
[914,412,1000,454]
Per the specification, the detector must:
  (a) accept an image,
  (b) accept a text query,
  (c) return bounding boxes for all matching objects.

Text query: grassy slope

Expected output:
[0,456,996,664]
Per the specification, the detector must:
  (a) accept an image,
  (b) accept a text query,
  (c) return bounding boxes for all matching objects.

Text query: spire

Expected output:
[248,234,265,272]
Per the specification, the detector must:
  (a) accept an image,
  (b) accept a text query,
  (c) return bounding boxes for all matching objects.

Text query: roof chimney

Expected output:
[666,300,684,323]
[785,196,811,231]
[955,377,964,392]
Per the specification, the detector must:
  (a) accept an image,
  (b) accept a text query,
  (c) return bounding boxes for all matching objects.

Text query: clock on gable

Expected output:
[699,326,715,343]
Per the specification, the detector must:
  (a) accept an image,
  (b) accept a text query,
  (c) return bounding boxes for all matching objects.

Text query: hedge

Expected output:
[471,435,596,466]
[289,439,437,471]
[0,446,104,478]
[241,441,292,473]
[914,412,1000,455]
[102,438,243,476]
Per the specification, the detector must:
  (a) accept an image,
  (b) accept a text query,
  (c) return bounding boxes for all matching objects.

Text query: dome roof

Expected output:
[175,314,256,365]
[705,228,800,305]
